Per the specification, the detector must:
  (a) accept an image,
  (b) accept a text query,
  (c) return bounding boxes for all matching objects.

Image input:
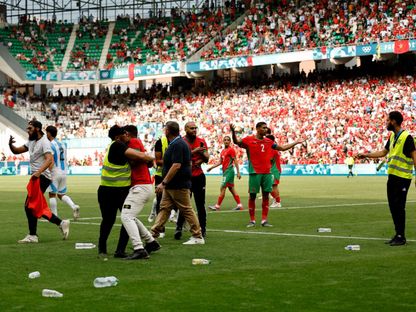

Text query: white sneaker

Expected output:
[60,220,70,240]
[18,234,38,244]
[147,213,156,223]
[72,205,80,220]
[270,200,279,208]
[159,232,165,239]
[276,202,282,208]
[183,237,205,245]
[169,210,177,223]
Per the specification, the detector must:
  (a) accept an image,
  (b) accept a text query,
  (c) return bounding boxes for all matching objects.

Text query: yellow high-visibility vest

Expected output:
[387,130,413,179]
[100,141,131,187]
[155,136,168,177]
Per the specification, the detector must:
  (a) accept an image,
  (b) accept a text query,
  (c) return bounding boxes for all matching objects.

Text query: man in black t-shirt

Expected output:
[151,121,204,245]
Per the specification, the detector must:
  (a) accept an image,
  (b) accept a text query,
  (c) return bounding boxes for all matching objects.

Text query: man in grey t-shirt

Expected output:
[9,120,70,243]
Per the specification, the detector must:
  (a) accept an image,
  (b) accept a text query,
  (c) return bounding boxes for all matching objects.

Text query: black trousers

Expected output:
[97,185,130,254]
[176,174,206,235]
[25,175,62,235]
[387,174,411,237]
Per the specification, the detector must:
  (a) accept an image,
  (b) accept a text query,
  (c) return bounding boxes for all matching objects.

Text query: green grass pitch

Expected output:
[1,175,416,311]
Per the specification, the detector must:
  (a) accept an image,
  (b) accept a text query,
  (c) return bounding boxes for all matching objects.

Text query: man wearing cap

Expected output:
[9,120,70,243]
[97,125,154,257]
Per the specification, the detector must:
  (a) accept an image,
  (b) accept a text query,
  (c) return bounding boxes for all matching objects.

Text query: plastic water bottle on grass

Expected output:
[192,259,210,265]
[75,243,96,249]
[345,245,360,251]
[42,289,63,297]
[93,276,118,288]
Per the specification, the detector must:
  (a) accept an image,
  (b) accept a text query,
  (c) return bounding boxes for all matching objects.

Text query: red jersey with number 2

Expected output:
[241,135,274,174]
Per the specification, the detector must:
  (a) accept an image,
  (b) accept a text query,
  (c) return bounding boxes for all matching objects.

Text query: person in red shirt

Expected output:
[207,136,243,211]
[266,133,282,208]
[119,125,161,260]
[231,122,305,227]
[175,121,209,239]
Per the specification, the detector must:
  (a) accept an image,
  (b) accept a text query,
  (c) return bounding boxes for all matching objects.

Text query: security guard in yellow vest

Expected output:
[357,111,416,246]
[147,136,169,223]
[98,125,154,257]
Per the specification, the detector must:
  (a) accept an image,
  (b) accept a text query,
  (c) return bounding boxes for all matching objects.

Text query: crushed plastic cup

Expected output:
[75,243,96,249]
[28,271,40,279]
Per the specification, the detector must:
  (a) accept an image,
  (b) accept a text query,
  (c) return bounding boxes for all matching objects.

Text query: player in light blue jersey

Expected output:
[46,126,80,220]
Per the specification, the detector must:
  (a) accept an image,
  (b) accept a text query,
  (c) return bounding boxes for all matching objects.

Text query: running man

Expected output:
[45,126,80,220]
[230,122,305,227]
[207,136,243,211]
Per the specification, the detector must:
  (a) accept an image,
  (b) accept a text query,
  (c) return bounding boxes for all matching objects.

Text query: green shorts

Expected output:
[221,168,235,188]
[248,173,273,194]
[271,166,281,185]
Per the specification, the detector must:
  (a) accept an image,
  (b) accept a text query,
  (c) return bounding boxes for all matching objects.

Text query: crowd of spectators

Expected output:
[0,15,72,70]
[105,1,246,68]
[201,0,416,59]
[7,62,416,166]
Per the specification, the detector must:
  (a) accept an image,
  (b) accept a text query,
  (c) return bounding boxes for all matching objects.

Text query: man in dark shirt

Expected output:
[98,125,153,257]
[357,111,416,246]
[151,121,205,245]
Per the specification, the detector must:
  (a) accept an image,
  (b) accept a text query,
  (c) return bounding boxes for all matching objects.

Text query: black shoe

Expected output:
[145,240,161,254]
[384,235,396,244]
[125,248,150,260]
[174,230,182,240]
[390,235,406,246]
[114,251,128,258]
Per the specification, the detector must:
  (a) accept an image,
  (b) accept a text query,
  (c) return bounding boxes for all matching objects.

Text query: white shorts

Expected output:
[47,172,67,195]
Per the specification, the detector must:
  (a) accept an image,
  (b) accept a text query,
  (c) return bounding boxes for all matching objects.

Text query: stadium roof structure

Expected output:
[0,0,203,23]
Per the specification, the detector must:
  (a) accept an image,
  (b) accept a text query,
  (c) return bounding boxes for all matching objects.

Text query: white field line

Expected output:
[78,200,406,221]
[71,221,416,243]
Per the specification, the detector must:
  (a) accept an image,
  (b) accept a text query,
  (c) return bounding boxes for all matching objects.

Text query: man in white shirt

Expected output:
[9,120,70,243]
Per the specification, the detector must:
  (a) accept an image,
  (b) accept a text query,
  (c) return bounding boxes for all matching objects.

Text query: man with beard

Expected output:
[231,122,305,228]
[175,121,209,239]
[356,111,416,246]
[9,120,70,243]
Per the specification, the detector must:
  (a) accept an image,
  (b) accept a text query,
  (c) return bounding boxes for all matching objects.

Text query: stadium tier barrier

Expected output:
[0,162,390,176]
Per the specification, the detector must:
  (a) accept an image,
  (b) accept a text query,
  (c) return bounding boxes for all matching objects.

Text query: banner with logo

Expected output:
[99,62,180,80]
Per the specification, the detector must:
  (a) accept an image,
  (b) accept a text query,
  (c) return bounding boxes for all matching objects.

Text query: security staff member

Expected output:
[98,125,153,257]
[357,111,416,246]
[175,121,209,239]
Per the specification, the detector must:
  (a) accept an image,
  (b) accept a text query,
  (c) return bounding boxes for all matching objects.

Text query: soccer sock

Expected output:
[49,197,58,216]
[270,190,278,200]
[233,194,241,205]
[61,195,76,210]
[261,197,270,222]
[276,196,281,203]
[216,194,225,207]
[248,198,256,222]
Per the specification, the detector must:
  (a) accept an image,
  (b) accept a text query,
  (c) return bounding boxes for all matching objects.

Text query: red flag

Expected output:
[393,40,409,54]
[26,177,52,219]
[247,56,253,66]
[128,63,135,81]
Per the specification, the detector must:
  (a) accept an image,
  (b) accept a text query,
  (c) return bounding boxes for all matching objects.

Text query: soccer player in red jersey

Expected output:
[207,136,243,211]
[230,122,305,227]
[175,121,209,238]
[267,134,282,208]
